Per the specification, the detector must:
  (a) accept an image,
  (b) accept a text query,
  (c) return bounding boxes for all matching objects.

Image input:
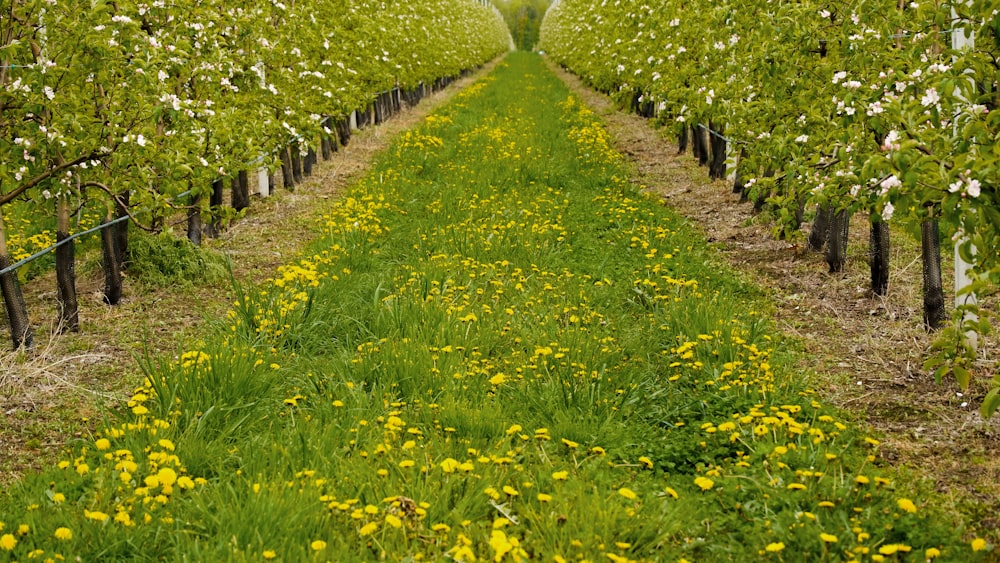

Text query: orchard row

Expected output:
[0,0,511,348]
[542,0,998,399]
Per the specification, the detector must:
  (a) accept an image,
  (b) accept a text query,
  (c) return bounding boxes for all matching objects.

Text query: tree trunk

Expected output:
[808,204,833,252]
[102,206,123,306]
[825,209,851,273]
[232,170,250,212]
[921,218,947,330]
[187,192,203,246]
[870,218,890,296]
[208,178,224,237]
[677,125,688,155]
[0,209,34,349]
[281,145,296,190]
[55,196,79,333]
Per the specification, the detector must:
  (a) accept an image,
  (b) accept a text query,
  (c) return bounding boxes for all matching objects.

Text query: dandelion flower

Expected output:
[896,498,917,513]
[764,542,784,552]
[617,487,637,500]
[820,533,838,543]
[552,471,569,481]
[54,527,73,541]
[971,538,987,551]
[0,534,16,551]
[263,550,277,559]
[310,540,326,551]
[537,493,552,502]
[694,477,714,491]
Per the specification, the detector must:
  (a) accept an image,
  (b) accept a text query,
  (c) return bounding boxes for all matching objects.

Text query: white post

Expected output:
[257,168,269,197]
[726,137,738,184]
[350,110,358,131]
[952,11,979,350]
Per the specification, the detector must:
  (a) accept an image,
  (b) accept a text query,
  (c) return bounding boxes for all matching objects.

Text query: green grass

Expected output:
[0,52,984,562]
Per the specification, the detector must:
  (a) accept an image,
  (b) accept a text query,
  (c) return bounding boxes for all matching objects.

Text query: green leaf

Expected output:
[981,387,1000,418]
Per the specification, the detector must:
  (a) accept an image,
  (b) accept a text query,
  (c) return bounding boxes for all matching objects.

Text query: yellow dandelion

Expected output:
[54,527,73,540]
[694,477,714,491]
[359,522,379,536]
[263,550,277,559]
[537,493,552,502]
[617,487,637,500]
[879,544,911,555]
[552,471,569,481]
[0,534,16,551]
[310,540,326,551]
[971,538,987,551]
[764,542,784,552]
[925,547,941,559]
[896,498,917,513]
[819,533,838,543]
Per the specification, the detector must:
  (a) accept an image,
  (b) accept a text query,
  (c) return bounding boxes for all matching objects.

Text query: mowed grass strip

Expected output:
[0,52,981,562]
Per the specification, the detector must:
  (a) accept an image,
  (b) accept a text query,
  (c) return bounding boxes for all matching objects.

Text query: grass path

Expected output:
[0,52,983,562]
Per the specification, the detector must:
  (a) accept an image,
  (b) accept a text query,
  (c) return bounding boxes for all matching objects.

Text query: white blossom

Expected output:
[921,87,940,107]
[882,202,895,221]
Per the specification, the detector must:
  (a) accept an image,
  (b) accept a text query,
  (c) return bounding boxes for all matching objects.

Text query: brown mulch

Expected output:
[548,60,1000,539]
[0,61,500,485]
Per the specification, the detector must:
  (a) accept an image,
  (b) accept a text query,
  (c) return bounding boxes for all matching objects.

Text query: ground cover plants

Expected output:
[0,53,987,561]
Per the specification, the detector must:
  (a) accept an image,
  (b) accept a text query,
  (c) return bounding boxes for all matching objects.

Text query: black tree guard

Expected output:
[693,126,709,167]
[187,192,203,246]
[208,178,224,237]
[870,218,890,296]
[677,125,688,155]
[708,122,726,180]
[281,146,296,190]
[304,148,316,177]
[55,197,79,332]
[0,255,33,349]
[337,117,352,147]
[808,205,833,252]
[825,209,851,273]
[114,190,130,270]
[232,170,250,212]
[921,218,947,330]
[290,146,303,185]
[102,220,122,305]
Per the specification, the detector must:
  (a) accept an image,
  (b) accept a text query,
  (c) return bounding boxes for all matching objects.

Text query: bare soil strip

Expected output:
[548,60,1000,539]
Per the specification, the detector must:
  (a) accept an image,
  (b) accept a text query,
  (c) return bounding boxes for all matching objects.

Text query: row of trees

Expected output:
[493,0,551,50]
[0,0,510,350]
[541,0,1000,406]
